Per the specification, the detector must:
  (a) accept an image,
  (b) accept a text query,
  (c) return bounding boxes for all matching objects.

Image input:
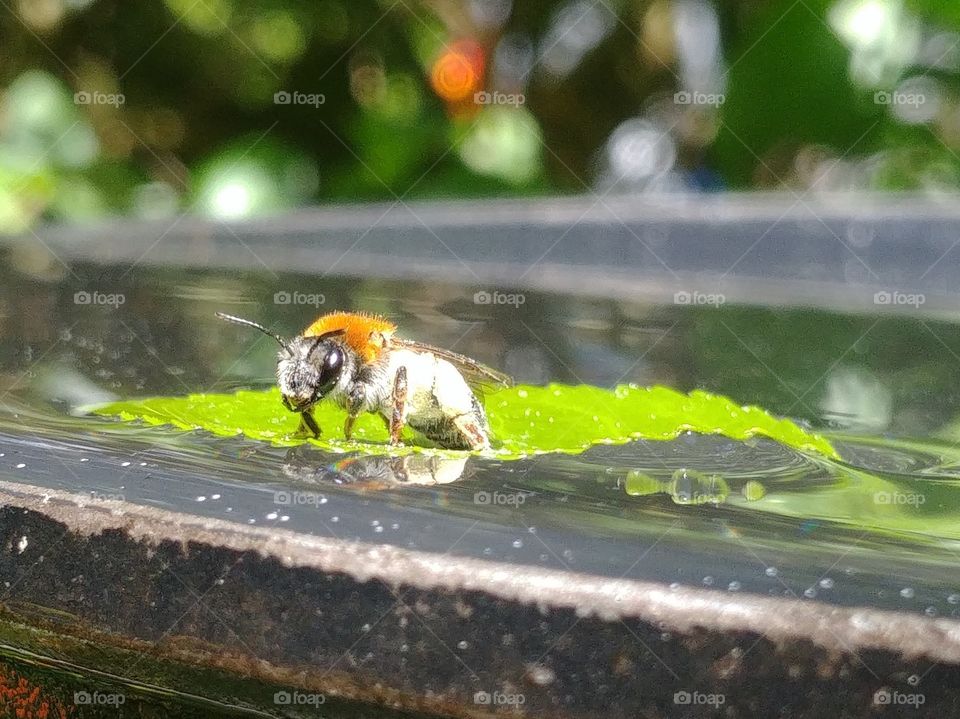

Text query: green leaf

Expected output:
[91,384,839,460]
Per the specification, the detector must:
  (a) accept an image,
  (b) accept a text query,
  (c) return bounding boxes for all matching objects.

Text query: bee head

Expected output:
[276,332,347,412]
[215,311,348,414]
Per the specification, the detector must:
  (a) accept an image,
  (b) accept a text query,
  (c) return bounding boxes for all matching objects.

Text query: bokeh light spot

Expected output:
[430,39,484,103]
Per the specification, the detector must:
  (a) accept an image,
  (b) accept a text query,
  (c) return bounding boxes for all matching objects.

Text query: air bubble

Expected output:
[900,587,915,599]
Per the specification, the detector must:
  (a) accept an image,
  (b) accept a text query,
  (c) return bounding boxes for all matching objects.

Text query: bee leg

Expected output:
[389,366,408,446]
[343,413,359,441]
[297,409,321,438]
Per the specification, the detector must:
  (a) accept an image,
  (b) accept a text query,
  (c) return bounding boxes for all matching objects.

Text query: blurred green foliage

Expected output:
[1,0,960,232]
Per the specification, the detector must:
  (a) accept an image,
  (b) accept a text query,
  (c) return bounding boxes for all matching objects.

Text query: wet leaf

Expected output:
[92,384,839,460]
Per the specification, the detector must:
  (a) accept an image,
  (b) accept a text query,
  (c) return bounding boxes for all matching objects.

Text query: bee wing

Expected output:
[391,338,513,393]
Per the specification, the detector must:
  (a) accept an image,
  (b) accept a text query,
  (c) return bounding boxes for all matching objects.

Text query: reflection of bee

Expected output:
[216,311,512,450]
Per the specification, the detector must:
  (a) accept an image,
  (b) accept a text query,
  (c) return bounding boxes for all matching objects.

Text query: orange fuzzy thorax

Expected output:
[302,311,397,363]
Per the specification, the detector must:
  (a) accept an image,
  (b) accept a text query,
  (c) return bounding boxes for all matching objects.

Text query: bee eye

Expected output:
[323,347,343,376]
[312,346,343,400]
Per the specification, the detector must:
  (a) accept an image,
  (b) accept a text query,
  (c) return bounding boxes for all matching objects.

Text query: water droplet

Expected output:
[121,461,131,467]
[266,512,278,520]
[900,587,915,599]
[196,496,206,502]
[15,463,25,469]
[280,515,290,522]
[526,664,555,685]
[512,539,523,548]
[211,494,221,500]
[765,566,778,577]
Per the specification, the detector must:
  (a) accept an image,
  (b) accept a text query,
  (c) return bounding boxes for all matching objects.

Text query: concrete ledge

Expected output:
[0,479,956,717]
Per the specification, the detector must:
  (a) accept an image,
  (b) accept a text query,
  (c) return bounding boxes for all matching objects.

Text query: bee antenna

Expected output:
[215,312,289,350]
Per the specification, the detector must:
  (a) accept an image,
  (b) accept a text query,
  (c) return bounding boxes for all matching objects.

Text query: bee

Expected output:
[215,311,512,450]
